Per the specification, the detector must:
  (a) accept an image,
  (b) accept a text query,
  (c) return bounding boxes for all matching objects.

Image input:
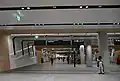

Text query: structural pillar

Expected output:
[98,32,109,66]
[35,49,42,64]
[79,45,85,64]
[86,40,92,67]
[0,33,10,72]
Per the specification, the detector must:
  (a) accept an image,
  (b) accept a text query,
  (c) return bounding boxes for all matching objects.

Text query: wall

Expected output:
[0,33,10,72]
[8,36,37,69]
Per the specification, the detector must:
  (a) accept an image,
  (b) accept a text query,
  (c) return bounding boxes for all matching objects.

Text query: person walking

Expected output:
[97,56,104,74]
[50,56,54,65]
[67,56,69,64]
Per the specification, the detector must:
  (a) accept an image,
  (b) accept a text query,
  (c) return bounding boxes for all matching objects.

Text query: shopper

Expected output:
[62,57,65,62]
[97,56,104,74]
[117,55,120,65]
[50,56,54,65]
[67,56,69,64]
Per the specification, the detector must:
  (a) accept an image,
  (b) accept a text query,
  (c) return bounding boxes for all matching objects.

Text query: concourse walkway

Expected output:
[11,60,120,74]
[12,60,97,74]
[1,60,120,81]
[0,73,120,81]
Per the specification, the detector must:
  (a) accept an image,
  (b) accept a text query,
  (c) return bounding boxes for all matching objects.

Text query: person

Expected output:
[50,56,54,65]
[63,57,65,62]
[117,55,120,65]
[67,56,69,64]
[97,56,104,74]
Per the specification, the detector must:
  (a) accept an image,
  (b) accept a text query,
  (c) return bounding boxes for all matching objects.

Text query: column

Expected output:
[98,32,109,66]
[35,47,42,64]
[86,40,92,67]
[0,33,10,72]
[79,45,85,64]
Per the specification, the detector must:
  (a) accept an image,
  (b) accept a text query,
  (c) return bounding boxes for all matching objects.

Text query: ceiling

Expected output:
[0,0,120,34]
[6,27,120,34]
[1,0,120,7]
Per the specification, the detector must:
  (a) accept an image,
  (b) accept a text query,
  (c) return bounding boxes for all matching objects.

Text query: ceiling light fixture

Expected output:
[113,23,116,25]
[86,6,88,8]
[98,5,102,8]
[53,6,56,8]
[98,22,100,25]
[80,6,82,9]
[27,7,30,10]
[81,23,83,25]
[21,7,24,10]
[34,35,39,39]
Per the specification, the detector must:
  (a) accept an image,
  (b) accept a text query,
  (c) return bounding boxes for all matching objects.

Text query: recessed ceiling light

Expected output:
[98,5,102,8]
[21,7,24,10]
[86,6,88,8]
[27,7,30,9]
[97,23,100,25]
[76,40,79,42]
[73,23,76,25]
[113,23,116,25]
[80,6,82,9]
[53,6,56,8]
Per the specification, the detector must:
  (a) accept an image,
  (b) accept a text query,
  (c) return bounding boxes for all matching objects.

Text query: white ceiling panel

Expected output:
[0,9,120,24]
[0,0,120,7]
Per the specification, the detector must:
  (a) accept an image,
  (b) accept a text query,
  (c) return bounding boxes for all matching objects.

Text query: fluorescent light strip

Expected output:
[11,33,120,36]
[11,34,32,36]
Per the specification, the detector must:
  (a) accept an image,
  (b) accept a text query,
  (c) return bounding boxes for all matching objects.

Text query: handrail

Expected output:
[10,46,32,55]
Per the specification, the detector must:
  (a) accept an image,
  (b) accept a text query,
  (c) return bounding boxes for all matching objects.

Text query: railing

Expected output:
[10,46,34,59]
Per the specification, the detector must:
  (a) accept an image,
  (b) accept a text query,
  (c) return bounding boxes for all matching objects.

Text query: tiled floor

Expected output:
[12,60,98,74]
[1,60,120,81]
[0,73,120,81]
[12,60,120,74]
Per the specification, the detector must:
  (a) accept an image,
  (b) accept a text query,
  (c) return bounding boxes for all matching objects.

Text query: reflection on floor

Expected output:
[12,60,120,74]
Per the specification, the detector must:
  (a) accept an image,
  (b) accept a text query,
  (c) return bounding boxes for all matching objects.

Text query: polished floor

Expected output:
[1,60,120,81]
[12,60,97,74]
[12,60,120,74]
[0,73,120,81]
